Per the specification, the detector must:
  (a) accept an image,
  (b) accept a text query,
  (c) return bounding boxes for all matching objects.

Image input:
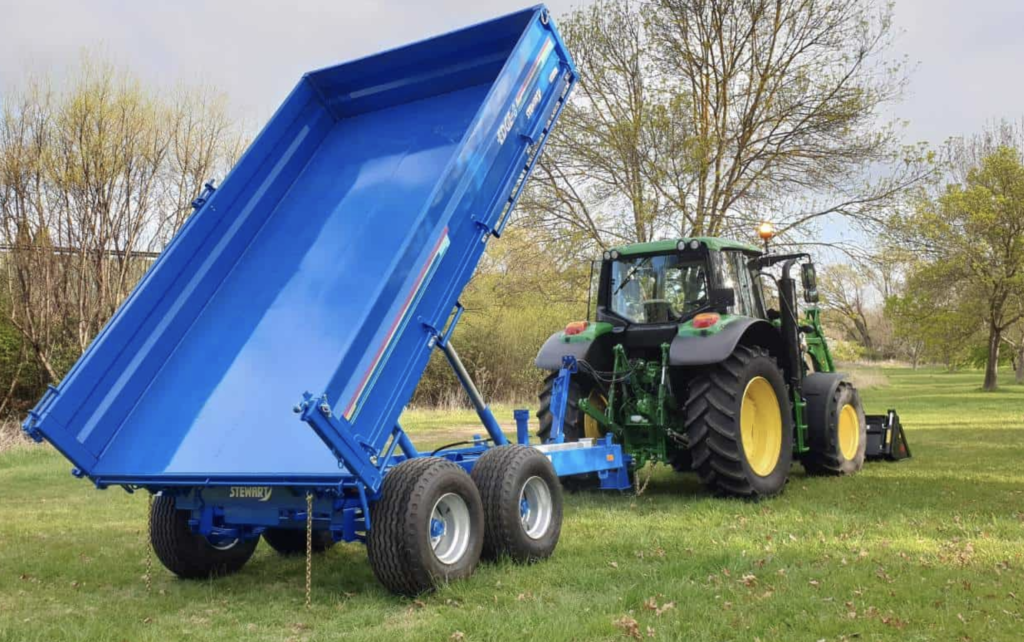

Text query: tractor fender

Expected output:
[534,323,616,371]
[669,317,782,366]
[802,372,849,433]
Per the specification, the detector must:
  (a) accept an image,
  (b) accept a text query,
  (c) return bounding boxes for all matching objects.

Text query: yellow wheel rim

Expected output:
[838,403,859,460]
[583,391,608,439]
[740,376,783,477]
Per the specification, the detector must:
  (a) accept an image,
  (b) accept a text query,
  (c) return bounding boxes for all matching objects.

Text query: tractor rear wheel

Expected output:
[685,345,794,498]
[149,495,259,579]
[366,458,484,596]
[536,373,603,443]
[803,383,866,476]
[262,527,335,555]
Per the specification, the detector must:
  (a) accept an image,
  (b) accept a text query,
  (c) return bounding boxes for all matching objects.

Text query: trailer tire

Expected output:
[471,445,563,562]
[262,528,335,556]
[685,345,793,498]
[149,495,258,579]
[803,383,866,476]
[367,458,484,596]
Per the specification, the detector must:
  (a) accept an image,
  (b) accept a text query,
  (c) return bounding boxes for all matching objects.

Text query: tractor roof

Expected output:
[612,236,761,257]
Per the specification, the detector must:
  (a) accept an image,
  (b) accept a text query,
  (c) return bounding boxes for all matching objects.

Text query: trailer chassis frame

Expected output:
[134,336,629,545]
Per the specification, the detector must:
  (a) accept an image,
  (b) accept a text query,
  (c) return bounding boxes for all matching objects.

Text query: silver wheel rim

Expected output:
[429,493,471,565]
[207,537,238,551]
[519,476,553,540]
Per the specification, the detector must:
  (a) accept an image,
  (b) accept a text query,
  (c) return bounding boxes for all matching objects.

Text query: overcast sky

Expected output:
[1,0,1022,148]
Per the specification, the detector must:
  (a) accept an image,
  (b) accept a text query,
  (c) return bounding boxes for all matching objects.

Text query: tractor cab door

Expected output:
[711,249,766,320]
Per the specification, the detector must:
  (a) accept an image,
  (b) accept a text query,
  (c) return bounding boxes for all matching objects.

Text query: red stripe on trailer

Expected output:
[343,227,450,420]
[515,38,554,106]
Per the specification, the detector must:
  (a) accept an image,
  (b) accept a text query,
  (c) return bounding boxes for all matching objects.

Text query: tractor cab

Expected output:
[594,238,766,327]
[584,237,783,365]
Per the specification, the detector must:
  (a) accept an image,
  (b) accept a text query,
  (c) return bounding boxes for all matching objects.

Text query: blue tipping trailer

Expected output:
[22,6,630,595]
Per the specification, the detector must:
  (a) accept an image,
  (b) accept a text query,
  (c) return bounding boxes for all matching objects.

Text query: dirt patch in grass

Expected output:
[836,364,890,390]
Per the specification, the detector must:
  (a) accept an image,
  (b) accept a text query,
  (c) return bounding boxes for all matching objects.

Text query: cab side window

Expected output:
[715,250,764,318]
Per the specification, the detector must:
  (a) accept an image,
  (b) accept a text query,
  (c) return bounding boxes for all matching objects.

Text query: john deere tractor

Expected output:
[535,230,909,498]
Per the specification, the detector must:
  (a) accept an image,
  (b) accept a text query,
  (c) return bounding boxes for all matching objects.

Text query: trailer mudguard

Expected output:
[669,317,780,366]
[534,323,615,371]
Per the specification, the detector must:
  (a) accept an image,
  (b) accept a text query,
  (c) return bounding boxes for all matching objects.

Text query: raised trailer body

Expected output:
[23,7,626,592]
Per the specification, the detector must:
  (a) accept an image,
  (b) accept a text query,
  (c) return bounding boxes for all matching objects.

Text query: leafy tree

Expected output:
[884,267,977,371]
[893,147,1024,389]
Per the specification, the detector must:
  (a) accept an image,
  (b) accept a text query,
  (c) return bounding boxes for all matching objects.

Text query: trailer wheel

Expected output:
[803,383,866,476]
[367,458,484,596]
[262,527,335,555]
[471,445,563,562]
[149,495,258,579]
[685,345,794,498]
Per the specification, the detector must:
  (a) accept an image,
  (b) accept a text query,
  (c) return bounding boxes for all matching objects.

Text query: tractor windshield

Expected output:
[609,254,708,323]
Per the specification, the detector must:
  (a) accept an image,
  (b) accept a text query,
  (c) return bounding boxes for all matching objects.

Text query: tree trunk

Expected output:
[983,326,1000,391]
[1016,344,1024,385]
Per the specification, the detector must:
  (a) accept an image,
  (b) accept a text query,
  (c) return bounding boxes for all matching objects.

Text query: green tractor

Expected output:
[534,231,909,498]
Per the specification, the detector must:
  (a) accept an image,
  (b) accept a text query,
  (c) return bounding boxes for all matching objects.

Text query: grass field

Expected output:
[2,368,1023,641]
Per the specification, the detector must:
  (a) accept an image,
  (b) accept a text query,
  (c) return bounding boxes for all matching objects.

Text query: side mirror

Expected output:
[801,263,819,304]
[710,287,735,310]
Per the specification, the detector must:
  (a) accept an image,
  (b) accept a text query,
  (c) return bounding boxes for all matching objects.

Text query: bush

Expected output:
[412,274,581,407]
[828,337,865,363]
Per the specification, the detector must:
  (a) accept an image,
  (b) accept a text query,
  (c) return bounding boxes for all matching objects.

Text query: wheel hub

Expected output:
[519,476,553,540]
[739,376,783,477]
[838,403,859,460]
[429,493,471,565]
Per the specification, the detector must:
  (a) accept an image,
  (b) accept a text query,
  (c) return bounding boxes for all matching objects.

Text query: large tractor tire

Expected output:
[366,458,484,596]
[149,494,259,579]
[803,382,866,476]
[685,345,794,498]
[471,445,563,563]
[262,527,335,556]
[536,373,604,443]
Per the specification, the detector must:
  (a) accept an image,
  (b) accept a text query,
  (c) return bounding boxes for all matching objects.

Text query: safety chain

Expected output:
[145,493,153,593]
[305,492,313,609]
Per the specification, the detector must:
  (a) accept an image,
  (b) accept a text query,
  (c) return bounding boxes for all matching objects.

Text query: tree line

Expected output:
[0,57,243,418]
[2,0,1020,430]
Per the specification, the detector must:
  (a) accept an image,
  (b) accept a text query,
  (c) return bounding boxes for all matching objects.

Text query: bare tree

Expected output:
[0,55,241,391]
[818,263,876,350]
[0,80,62,381]
[525,0,931,253]
[1003,316,1024,384]
[157,85,247,246]
[521,0,679,251]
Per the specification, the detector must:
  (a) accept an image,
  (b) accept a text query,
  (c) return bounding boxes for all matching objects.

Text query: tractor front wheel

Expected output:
[803,383,866,476]
[685,345,794,498]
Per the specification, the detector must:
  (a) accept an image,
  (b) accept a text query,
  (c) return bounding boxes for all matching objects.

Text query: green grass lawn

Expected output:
[2,368,1023,641]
